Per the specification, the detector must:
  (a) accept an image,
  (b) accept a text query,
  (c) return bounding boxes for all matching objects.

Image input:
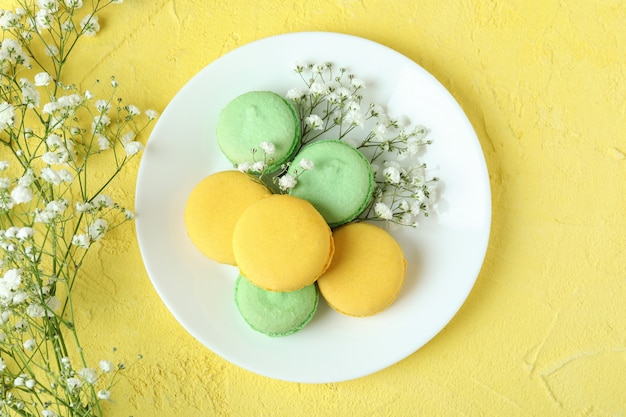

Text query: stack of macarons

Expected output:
[183,90,408,337]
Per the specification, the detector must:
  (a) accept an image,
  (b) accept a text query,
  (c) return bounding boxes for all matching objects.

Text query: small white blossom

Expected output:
[374,202,393,220]
[126,104,140,116]
[95,99,110,112]
[40,167,63,185]
[38,0,58,12]
[124,141,143,156]
[80,14,99,36]
[25,378,36,389]
[259,141,275,155]
[251,161,265,172]
[299,158,314,170]
[0,357,5,371]
[64,0,83,8]
[304,114,323,131]
[3,269,22,291]
[383,166,401,184]
[65,377,81,391]
[26,303,45,318]
[0,102,15,130]
[14,376,25,387]
[93,194,114,208]
[16,227,34,240]
[91,114,110,133]
[10,185,33,204]
[278,174,297,191]
[21,79,40,108]
[42,410,59,417]
[285,88,305,100]
[42,101,60,114]
[0,11,19,29]
[99,360,114,373]
[78,368,98,384]
[75,201,94,212]
[71,234,90,248]
[97,390,111,400]
[57,94,82,109]
[350,77,365,89]
[145,109,158,120]
[88,218,107,241]
[35,9,52,31]
[0,161,8,170]
[236,161,251,173]
[97,135,111,150]
[13,292,28,304]
[34,72,53,86]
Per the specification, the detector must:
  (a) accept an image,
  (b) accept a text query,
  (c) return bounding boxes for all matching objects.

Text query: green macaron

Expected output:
[234,274,319,337]
[216,91,301,173]
[287,140,375,228]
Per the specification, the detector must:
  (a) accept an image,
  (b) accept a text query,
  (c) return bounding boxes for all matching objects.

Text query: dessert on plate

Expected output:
[184,170,270,265]
[216,91,301,173]
[287,140,374,228]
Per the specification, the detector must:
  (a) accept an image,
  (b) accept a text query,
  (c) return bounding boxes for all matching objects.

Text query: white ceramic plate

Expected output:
[135,32,491,383]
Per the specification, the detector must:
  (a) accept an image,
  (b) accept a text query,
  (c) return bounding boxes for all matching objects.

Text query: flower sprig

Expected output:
[0,1,156,417]
[286,62,371,144]
[285,62,440,227]
[236,141,314,193]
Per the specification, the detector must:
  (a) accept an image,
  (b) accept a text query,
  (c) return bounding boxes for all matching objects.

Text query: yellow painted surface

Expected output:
[2,0,624,415]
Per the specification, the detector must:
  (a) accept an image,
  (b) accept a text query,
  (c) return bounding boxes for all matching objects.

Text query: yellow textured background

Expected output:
[3,0,624,415]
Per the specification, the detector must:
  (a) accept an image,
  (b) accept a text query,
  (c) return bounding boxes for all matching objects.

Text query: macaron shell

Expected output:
[216,91,301,173]
[234,275,319,337]
[184,170,271,265]
[317,222,406,317]
[232,194,334,292]
[288,140,374,228]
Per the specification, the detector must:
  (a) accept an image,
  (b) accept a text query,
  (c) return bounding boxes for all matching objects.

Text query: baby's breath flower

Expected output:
[299,158,314,170]
[383,166,401,184]
[259,141,275,155]
[277,174,297,191]
[64,0,83,8]
[65,377,81,392]
[126,104,140,116]
[99,360,114,373]
[251,161,265,172]
[95,99,110,112]
[285,88,305,100]
[236,161,251,173]
[145,109,158,120]
[305,114,323,130]
[78,368,98,384]
[97,390,111,400]
[124,141,143,156]
[0,102,16,130]
[10,185,33,204]
[80,14,99,36]
[71,234,90,249]
[374,202,393,221]
[88,219,107,241]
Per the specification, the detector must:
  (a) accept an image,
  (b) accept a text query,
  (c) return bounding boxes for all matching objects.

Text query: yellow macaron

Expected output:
[184,170,270,265]
[317,222,406,317]
[232,194,334,292]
